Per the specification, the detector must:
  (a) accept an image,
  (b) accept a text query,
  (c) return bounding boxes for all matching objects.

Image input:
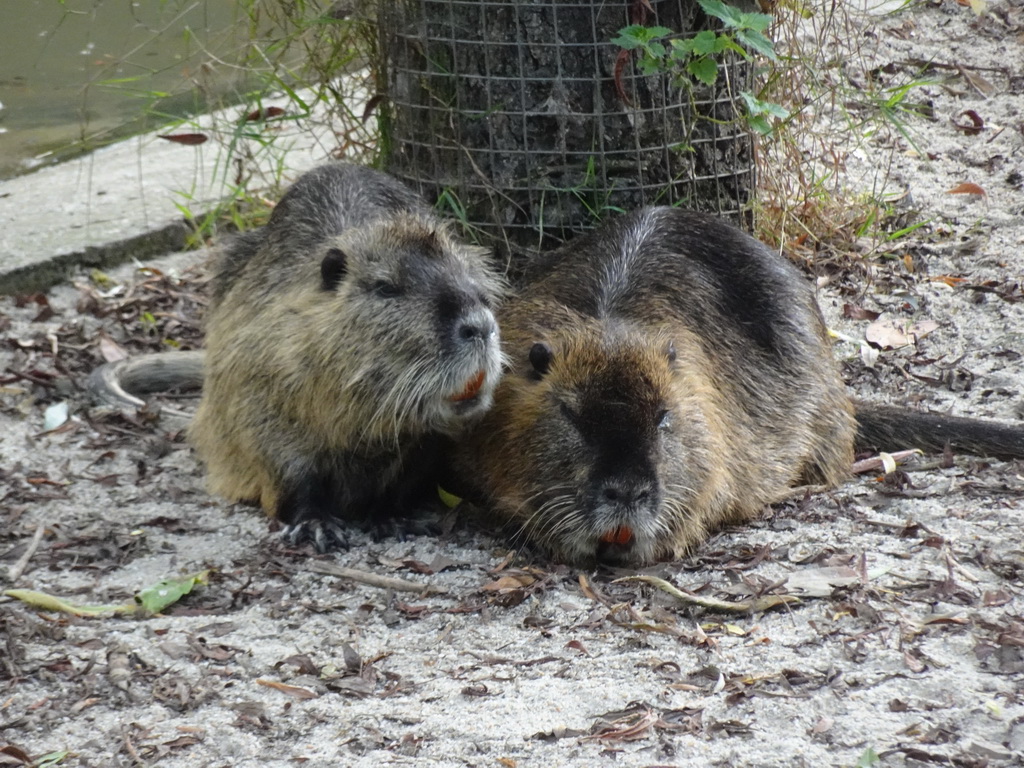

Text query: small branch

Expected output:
[944,548,980,584]
[780,483,831,502]
[616,575,799,614]
[5,523,46,583]
[851,449,922,475]
[306,561,447,595]
[903,57,1008,75]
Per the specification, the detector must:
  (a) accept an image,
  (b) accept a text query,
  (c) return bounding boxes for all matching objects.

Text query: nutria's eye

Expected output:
[666,341,677,364]
[372,281,403,299]
[529,342,553,377]
[321,248,348,291]
[657,408,672,431]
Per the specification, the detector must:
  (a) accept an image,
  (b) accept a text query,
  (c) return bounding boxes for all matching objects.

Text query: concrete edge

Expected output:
[0,219,194,295]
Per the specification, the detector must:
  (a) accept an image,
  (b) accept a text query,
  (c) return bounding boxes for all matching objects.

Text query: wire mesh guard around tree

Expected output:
[377,0,756,265]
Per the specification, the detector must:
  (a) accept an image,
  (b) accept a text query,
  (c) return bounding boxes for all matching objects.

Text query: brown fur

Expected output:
[189,163,504,545]
[455,207,856,566]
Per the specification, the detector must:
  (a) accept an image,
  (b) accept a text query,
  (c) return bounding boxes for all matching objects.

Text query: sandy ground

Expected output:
[2,2,1023,766]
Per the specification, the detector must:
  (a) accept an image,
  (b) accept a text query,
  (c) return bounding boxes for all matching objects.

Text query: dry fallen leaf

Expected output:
[481,574,535,592]
[98,331,129,363]
[903,649,927,673]
[0,744,33,765]
[583,708,660,742]
[811,717,834,735]
[982,590,1013,607]
[952,110,986,136]
[783,566,860,598]
[255,679,319,700]
[158,133,209,146]
[565,639,590,656]
[361,94,385,124]
[865,318,939,349]
[843,304,881,321]
[931,275,967,288]
[245,106,286,121]
[578,573,599,602]
[946,182,986,196]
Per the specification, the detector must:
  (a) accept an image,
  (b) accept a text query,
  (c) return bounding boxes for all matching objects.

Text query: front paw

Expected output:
[280,519,350,553]
[366,509,442,542]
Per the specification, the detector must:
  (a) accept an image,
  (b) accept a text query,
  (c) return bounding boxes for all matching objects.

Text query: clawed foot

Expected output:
[278,506,444,551]
[280,518,350,553]
[366,509,442,542]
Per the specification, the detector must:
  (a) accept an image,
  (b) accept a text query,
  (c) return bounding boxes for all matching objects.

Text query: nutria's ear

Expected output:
[321,248,348,291]
[529,342,553,377]
[665,340,677,365]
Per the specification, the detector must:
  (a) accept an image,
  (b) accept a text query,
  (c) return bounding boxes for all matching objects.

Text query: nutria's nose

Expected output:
[456,308,496,343]
[599,479,654,508]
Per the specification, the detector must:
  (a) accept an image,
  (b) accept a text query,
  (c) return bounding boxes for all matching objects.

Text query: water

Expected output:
[0,0,249,180]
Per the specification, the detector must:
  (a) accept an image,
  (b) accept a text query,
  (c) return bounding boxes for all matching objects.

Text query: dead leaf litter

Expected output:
[2,2,1024,766]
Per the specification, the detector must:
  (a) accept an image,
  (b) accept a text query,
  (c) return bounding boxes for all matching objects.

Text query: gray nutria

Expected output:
[452,207,1024,567]
[92,162,504,549]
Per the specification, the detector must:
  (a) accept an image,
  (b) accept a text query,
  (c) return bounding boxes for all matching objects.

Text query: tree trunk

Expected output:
[378,0,756,269]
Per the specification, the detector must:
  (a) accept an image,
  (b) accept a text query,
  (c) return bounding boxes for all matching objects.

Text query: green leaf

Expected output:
[747,115,772,135]
[437,485,463,509]
[739,91,789,135]
[611,28,644,50]
[739,91,789,120]
[857,748,881,767]
[736,28,777,60]
[737,10,774,32]
[690,30,720,56]
[669,38,696,58]
[34,752,72,767]
[612,24,672,50]
[4,570,211,618]
[697,0,744,28]
[639,60,661,75]
[687,56,719,86]
[646,41,666,58]
[718,36,749,59]
[134,570,210,615]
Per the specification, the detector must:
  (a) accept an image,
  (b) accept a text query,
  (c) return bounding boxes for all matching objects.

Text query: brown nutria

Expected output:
[93,162,504,550]
[453,207,1024,567]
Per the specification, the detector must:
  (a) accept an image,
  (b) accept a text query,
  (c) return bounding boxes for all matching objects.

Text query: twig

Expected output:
[779,483,831,502]
[944,548,981,584]
[5,523,46,583]
[903,58,1008,75]
[616,575,799,614]
[306,561,447,595]
[851,449,922,475]
[121,724,147,767]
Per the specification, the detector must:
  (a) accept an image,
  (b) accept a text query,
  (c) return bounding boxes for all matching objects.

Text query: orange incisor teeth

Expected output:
[451,370,486,402]
[600,526,634,546]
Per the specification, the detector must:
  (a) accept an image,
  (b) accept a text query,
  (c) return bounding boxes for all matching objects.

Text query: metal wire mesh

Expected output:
[378,0,755,264]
